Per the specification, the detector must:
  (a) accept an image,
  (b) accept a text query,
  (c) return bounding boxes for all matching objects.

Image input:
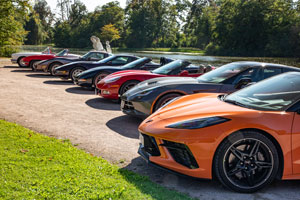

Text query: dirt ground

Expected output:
[0,58,299,200]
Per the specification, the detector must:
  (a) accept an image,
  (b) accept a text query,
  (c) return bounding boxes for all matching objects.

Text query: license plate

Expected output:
[139,133,144,146]
[120,100,125,109]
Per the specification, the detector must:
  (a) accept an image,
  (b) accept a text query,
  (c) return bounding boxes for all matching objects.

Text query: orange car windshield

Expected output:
[224,72,300,111]
[197,63,249,83]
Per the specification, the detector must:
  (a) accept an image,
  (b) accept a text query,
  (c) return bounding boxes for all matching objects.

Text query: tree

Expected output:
[0,0,31,56]
[100,24,121,43]
[24,0,54,45]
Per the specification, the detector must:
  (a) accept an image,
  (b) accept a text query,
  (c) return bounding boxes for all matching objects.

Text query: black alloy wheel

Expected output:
[214,131,279,193]
[70,67,85,81]
[49,62,62,75]
[93,72,109,87]
[30,60,40,71]
[119,80,140,95]
[154,93,181,112]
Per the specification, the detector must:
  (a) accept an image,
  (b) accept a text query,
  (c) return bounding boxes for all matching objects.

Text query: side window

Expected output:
[263,67,282,79]
[111,57,129,65]
[232,68,259,84]
[89,53,104,60]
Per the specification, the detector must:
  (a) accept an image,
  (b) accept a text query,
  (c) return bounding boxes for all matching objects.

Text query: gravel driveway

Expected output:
[0,58,299,200]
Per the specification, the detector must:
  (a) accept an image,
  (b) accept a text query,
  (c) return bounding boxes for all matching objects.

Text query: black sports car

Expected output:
[53,55,139,81]
[34,51,111,75]
[73,57,174,88]
[121,61,300,118]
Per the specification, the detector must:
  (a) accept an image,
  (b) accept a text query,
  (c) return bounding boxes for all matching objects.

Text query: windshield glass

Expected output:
[224,72,300,111]
[152,60,189,75]
[81,52,91,59]
[121,57,148,69]
[97,55,116,63]
[55,49,68,56]
[42,47,50,54]
[197,63,250,83]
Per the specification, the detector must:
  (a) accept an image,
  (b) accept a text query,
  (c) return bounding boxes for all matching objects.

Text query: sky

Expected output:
[45,0,127,12]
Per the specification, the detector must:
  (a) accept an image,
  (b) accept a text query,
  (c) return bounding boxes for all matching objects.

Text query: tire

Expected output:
[153,93,182,112]
[17,57,26,68]
[119,80,140,96]
[70,67,85,81]
[93,72,109,87]
[214,131,279,193]
[49,62,62,75]
[30,60,40,71]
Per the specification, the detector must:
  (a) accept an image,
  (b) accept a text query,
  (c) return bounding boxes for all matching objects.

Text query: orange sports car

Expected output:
[138,72,300,193]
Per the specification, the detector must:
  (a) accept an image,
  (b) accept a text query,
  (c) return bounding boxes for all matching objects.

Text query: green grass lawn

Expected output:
[0,120,193,200]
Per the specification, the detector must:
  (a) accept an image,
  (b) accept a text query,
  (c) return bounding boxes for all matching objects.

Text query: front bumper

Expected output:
[74,78,93,88]
[34,63,47,71]
[138,132,214,179]
[121,99,148,119]
[53,70,69,78]
[98,84,120,99]
[11,59,17,64]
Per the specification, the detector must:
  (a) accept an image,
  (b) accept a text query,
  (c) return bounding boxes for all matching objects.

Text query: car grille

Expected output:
[123,100,134,110]
[142,134,160,156]
[161,140,199,169]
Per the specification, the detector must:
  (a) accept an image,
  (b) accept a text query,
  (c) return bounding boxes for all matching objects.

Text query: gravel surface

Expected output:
[0,58,299,200]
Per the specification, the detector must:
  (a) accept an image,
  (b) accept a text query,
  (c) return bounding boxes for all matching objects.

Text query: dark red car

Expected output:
[22,49,80,69]
[96,60,207,100]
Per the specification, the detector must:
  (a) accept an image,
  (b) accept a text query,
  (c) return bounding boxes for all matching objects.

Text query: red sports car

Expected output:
[22,49,80,69]
[96,60,207,100]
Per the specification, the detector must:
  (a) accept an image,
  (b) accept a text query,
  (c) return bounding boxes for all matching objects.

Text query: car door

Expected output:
[219,67,260,93]
[291,102,300,174]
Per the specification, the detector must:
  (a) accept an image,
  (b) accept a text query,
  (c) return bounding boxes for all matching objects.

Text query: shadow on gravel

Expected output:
[106,115,142,139]
[3,66,19,68]
[85,97,120,111]
[43,80,73,85]
[65,87,94,95]
[26,74,54,78]
[121,157,300,200]
[11,69,32,73]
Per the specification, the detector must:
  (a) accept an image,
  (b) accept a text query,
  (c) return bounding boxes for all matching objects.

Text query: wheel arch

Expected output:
[212,128,284,180]
[118,79,141,95]
[69,65,86,78]
[92,70,110,86]
[47,61,63,71]
[150,90,188,114]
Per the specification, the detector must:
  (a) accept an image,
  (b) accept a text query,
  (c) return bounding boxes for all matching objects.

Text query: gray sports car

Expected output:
[33,51,110,75]
[121,61,300,118]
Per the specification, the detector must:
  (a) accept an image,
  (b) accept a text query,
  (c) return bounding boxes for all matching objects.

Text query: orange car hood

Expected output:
[153,93,257,121]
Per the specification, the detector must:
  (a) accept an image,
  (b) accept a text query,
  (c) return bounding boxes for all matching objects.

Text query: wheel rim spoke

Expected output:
[228,167,242,176]
[249,140,260,157]
[230,147,244,161]
[256,161,272,169]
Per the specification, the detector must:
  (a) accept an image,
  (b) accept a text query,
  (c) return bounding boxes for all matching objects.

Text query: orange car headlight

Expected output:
[166,117,230,129]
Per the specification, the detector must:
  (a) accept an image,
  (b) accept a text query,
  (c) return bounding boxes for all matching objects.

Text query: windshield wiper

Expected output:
[224,99,250,108]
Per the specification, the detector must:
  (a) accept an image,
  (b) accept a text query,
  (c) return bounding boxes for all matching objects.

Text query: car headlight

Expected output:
[104,76,121,83]
[166,117,230,129]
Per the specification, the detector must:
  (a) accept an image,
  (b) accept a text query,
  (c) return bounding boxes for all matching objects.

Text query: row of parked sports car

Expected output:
[11,48,300,193]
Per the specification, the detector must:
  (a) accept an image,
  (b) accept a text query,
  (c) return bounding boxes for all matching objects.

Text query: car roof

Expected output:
[231,61,300,71]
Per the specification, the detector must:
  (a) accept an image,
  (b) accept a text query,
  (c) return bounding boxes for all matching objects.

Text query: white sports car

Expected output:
[11,47,53,67]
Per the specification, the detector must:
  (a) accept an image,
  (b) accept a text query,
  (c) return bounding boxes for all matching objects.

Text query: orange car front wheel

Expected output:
[214,130,279,193]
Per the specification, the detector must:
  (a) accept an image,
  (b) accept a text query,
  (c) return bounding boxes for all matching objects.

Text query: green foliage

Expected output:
[0,0,31,56]
[0,120,194,200]
[100,24,121,42]
[7,0,299,57]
